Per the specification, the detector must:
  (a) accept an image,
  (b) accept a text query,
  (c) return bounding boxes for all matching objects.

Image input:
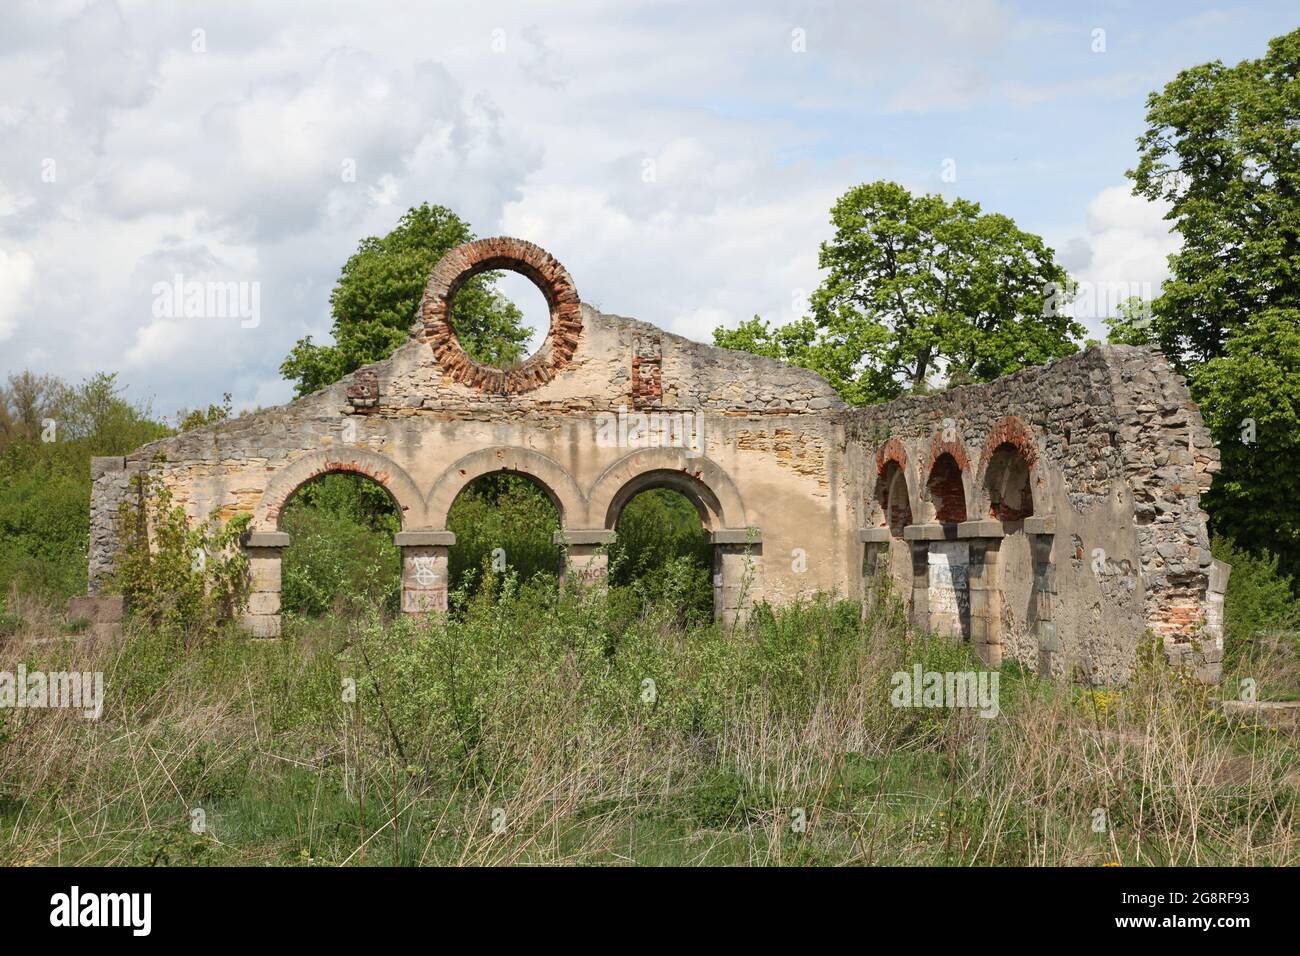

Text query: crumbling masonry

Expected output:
[87,238,1228,684]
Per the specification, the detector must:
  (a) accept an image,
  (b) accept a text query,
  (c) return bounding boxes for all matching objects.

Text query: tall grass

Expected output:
[0,581,1294,866]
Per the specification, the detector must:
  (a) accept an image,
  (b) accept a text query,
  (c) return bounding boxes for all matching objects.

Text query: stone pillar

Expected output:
[241,531,289,638]
[902,525,933,633]
[88,456,144,593]
[395,531,454,614]
[554,529,617,588]
[710,528,762,627]
[1024,516,1057,677]
[1199,558,1230,683]
[859,527,893,610]
[903,524,968,637]
[959,520,1005,667]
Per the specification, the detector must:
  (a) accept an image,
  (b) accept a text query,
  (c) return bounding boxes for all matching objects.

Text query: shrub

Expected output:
[111,470,251,638]
[609,489,713,624]
[281,505,401,616]
[447,474,562,595]
[1213,535,1300,663]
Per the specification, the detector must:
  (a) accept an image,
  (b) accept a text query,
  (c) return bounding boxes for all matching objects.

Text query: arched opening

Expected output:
[601,468,726,532]
[280,472,403,617]
[608,487,713,625]
[926,453,968,524]
[876,461,913,536]
[446,472,562,599]
[984,442,1034,521]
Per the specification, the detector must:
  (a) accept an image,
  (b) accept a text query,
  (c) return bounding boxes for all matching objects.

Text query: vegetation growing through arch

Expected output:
[609,488,713,627]
[446,473,563,599]
[279,474,403,617]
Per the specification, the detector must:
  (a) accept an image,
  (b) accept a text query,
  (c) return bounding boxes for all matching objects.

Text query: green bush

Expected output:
[609,489,713,625]
[447,474,562,595]
[281,502,401,617]
[111,471,251,638]
[1213,535,1300,662]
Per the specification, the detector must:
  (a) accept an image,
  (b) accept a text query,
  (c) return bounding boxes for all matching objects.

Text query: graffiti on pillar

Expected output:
[412,556,440,587]
[928,542,970,618]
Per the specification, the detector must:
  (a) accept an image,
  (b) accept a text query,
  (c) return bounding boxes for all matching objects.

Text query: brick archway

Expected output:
[419,237,582,394]
[587,448,747,532]
[425,446,586,530]
[253,449,426,531]
[872,437,917,534]
[973,415,1046,520]
[922,434,972,525]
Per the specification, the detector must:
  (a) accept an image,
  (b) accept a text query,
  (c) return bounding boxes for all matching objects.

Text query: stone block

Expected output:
[68,595,126,623]
[1038,621,1060,653]
[553,529,616,546]
[395,530,457,547]
[248,556,282,592]
[242,614,280,639]
[247,591,281,616]
[90,457,126,479]
[242,531,291,549]
[1208,558,1231,595]
[402,588,448,613]
[957,519,1004,538]
[1023,515,1056,536]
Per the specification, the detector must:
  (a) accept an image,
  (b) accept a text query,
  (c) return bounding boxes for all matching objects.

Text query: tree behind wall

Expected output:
[714,181,1083,405]
[280,203,533,397]
[1125,27,1300,583]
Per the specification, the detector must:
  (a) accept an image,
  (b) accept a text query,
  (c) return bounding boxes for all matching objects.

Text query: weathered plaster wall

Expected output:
[89,238,1226,684]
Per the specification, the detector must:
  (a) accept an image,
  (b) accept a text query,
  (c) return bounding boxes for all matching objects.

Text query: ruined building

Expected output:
[86,239,1228,684]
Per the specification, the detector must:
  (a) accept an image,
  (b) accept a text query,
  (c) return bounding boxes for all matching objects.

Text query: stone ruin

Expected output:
[85,238,1228,685]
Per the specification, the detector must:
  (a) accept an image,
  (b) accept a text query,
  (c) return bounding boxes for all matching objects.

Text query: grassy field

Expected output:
[0,579,1296,867]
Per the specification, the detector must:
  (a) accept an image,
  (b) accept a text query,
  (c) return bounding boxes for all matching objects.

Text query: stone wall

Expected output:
[843,344,1224,683]
[88,238,1225,683]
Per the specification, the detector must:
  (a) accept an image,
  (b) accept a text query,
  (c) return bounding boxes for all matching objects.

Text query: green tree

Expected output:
[1129,29,1300,582]
[1103,296,1159,348]
[715,181,1083,405]
[0,372,171,601]
[1130,28,1300,370]
[177,392,233,433]
[1192,310,1300,579]
[280,203,532,396]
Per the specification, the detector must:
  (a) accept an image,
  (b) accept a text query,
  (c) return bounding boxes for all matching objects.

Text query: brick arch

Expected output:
[923,432,973,524]
[419,237,582,394]
[425,446,586,530]
[871,438,918,532]
[587,448,746,532]
[973,415,1046,520]
[254,449,426,532]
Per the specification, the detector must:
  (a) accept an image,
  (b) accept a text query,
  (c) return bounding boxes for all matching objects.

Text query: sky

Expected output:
[0,0,1296,418]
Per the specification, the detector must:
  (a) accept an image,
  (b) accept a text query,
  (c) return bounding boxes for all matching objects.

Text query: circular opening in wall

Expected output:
[424,238,582,394]
[449,269,551,369]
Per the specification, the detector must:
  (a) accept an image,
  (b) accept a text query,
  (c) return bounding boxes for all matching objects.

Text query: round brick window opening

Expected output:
[421,238,582,394]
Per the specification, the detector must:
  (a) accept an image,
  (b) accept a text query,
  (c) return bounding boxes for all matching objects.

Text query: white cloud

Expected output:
[0,247,36,341]
[1,0,1279,417]
[1060,185,1180,336]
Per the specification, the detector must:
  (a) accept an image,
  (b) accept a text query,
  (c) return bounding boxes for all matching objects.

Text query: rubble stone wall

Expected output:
[88,238,1225,684]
